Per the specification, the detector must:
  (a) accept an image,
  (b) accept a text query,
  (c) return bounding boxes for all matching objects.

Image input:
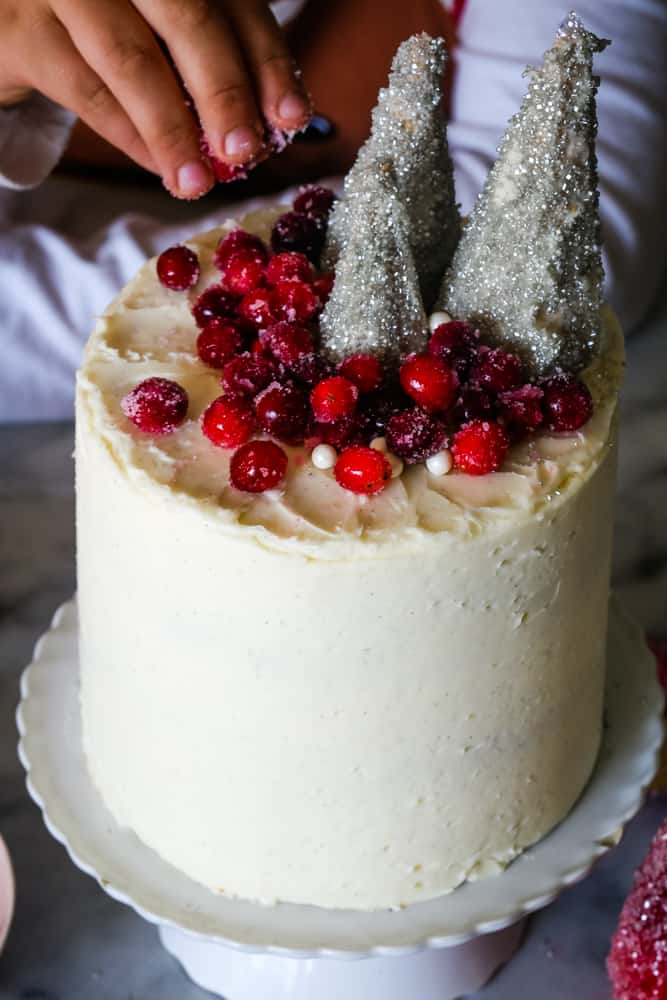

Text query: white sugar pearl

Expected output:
[387,453,404,479]
[428,310,452,331]
[370,436,388,453]
[311,444,337,470]
[426,449,453,476]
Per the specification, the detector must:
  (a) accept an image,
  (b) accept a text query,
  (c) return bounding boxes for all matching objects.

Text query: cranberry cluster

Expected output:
[122,185,595,495]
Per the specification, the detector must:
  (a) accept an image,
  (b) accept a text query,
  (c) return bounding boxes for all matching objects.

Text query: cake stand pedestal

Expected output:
[17,598,663,1000]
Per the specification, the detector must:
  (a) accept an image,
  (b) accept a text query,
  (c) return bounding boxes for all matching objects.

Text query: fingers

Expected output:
[52,0,214,197]
[225,0,312,132]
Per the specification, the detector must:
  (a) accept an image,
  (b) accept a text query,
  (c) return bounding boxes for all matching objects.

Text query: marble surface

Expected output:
[0,298,666,998]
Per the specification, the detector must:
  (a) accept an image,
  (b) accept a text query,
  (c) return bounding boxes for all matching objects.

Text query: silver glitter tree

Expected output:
[438,13,609,375]
[323,33,460,309]
[319,160,429,367]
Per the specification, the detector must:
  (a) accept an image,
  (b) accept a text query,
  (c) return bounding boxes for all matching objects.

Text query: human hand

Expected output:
[0,0,311,197]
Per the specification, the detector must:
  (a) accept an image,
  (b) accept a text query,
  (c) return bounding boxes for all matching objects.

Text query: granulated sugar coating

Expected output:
[607,819,667,1000]
[323,33,459,309]
[439,13,609,376]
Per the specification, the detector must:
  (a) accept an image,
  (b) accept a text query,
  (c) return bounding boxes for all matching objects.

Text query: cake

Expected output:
[76,17,623,911]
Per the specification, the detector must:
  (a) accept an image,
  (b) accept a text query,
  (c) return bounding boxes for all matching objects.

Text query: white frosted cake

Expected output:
[76,20,622,910]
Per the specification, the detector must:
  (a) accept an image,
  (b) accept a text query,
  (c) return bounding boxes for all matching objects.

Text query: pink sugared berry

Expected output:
[470,347,524,394]
[196,319,244,368]
[339,353,382,394]
[121,377,188,434]
[262,321,314,369]
[386,408,448,464]
[428,321,478,376]
[201,395,255,448]
[334,446,392,495]
[271,211,325,262]
[313,272,335,308]
[542,374,593,432]
[239,287,274,329]
[399,354,458,413]
[452,385,496,424]
[230,440,288,493]
[156,245,200,291]
[311,376,359,423]
[222,353,276,398]
[607,819,667,1000]
[214,229,267,271]
[192,285,239,328]
[254,383,309,443]
[452,420,509,476]
[219,249,266,296]
[266,251,313,287]
[270,280,319,323]
[293,185,336,220]
[498,385,545,432]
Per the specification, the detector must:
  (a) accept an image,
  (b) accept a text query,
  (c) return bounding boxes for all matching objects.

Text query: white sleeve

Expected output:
[448,0,667,333]
[0,93,75,190]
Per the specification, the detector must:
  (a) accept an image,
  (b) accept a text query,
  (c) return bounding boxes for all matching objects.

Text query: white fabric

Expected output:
[0,0,665,421]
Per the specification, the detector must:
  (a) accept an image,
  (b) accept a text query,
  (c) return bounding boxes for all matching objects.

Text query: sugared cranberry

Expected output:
[452,420,510,476]
[269,280,319,323]
[541,373,593,432]
[313,272,335,308]
[121,377,188,434]
[230,440,288,493]
[222,353,276,398]
[192,285,239,328]
[291,352,332,386]
[201,395,255,448]
[386,408,448,464]
[452,385,496,424]
[400,354,458,413]
[608,819,667,1000]
[266,251,313,287]
[238,287,274,329]
[254,383,309,443]
[293,185,336,220]
[196,319,244,368]
[428,321,478,377]
[498,385,545,432]
[271,211,325,263]
[156,245,200,291]
[470,347,524,393]
[339,353,382,394]
[334,446,392,495]
[214,229,267,271]
[219,249,266,296]
[311,416,362,450]
[262,321,314,369]
[311,376,359,423]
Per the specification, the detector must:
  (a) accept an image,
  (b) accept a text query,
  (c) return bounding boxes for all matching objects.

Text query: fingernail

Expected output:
[224,125,261,158]
[176,160,213,198]
[278,92,310,124]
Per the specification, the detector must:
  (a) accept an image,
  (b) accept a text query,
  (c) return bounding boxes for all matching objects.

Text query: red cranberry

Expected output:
[222,353,276,397]
[156,245,200,291]
[498,385,545,432]
[269,280,319,323]
[201,395,255,448]
[254,383,309,443]
[452,420,510,475]
[427,321,478,377]
[541,374,593,432]
[219,249,266,296]
[214,229,267,271]
[313,272,335,308]
[311,376,359,423]
[386,408,448,464]
[399,354,458,413]
[470,347,524,394]
[192,285,239,328]
[266,252,313,287]
[196,319,244,368]
[339,353,382,393]
[334,446,392,495]
[293,185,336,220]
[311,416,362,450]
[230,440,288,493]
[121,377,188,434]
[452,385,496,424]
[262,322,314,369]
[271,211,325,263]
[238,287,274,329]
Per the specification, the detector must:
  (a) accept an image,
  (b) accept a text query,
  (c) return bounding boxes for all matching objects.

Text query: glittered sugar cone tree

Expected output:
[319,160,429,367]
[324,33,460,309]
[439,12,609,376]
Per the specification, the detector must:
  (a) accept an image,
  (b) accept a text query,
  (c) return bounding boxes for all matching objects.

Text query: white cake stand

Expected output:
[17,597,663,1000]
